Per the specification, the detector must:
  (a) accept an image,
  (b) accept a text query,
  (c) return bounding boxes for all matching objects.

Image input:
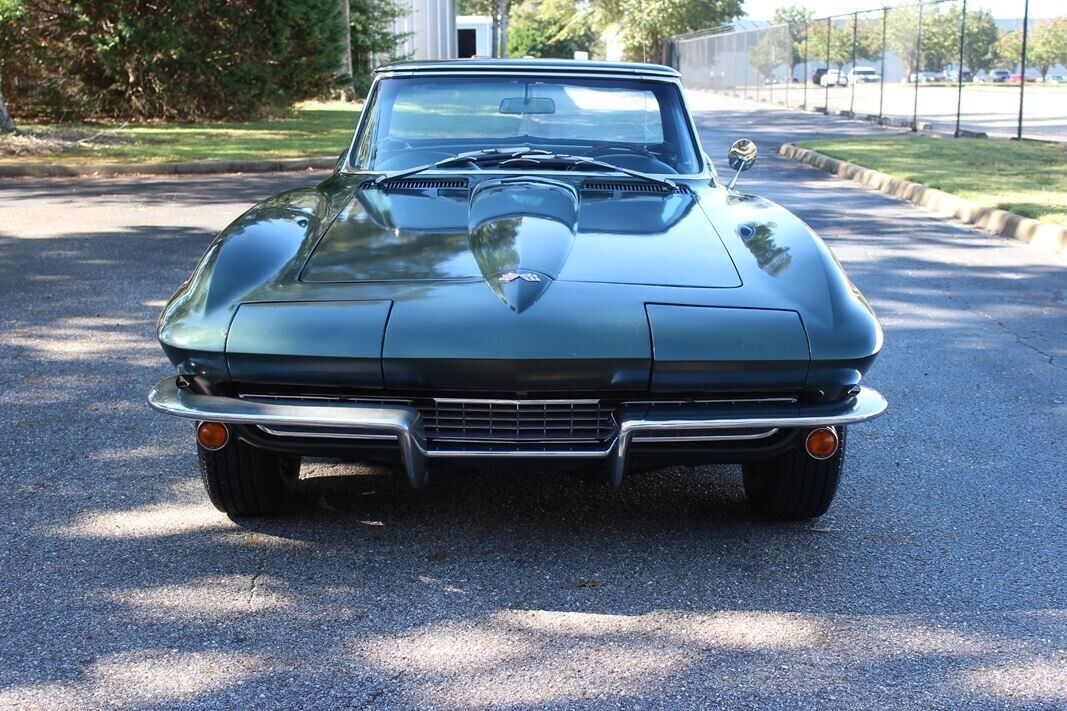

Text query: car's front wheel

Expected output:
[742,426,847,520]
[197,432,300,516]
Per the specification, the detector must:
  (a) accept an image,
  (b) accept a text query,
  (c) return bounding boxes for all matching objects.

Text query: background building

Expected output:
[391,0,458,60]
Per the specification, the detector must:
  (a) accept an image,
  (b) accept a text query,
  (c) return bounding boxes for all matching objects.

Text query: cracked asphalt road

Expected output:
[1,97,1064,709]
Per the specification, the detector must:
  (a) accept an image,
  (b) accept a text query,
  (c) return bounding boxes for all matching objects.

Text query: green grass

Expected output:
[0,100,361,165]
[797,135,1067,225]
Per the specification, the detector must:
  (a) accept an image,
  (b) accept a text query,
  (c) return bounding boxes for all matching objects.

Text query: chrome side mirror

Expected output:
[726,139,757,189]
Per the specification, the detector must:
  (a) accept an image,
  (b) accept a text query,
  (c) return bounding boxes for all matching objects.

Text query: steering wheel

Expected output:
[586,143,656,159]
[374,150,455,170]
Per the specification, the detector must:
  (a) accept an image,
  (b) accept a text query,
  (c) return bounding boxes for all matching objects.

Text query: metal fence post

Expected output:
[1017,0,1029,140]
[879,7,888,124]
[850,12,858,116]
[824,17,831,113]
[803,22,809,109]
[744,31,751,100]
[912,2,924,132]
[954,0,967,137]
[785,27,790,108]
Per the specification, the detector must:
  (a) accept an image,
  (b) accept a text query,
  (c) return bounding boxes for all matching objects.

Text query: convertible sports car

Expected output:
[149,59,886,519]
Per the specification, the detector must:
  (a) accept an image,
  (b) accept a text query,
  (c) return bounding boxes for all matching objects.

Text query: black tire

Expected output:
[742,427,847,520]
[197,436,300,516]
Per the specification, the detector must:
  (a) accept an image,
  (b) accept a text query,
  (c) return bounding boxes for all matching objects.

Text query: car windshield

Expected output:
[350,75,701,174]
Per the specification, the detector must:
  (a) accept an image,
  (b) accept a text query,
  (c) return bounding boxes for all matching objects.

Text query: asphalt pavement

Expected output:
[0,98,1064,709]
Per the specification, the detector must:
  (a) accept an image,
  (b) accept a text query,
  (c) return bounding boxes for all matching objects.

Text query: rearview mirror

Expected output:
[499,97,556,115]
[726,139,757,188]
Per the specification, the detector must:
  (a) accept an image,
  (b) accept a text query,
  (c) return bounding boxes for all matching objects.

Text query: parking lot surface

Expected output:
[1,102,1065,708]
[729,83,1067,141]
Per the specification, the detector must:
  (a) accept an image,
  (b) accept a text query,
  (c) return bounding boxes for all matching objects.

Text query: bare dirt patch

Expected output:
[0,126,141,157]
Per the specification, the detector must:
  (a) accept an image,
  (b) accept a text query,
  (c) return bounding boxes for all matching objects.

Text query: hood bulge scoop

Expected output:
[467,178,576,312]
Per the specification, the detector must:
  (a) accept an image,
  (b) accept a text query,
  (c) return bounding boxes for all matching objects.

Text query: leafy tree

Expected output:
[748,26,791,79]
[1,1,347,120]
[829,16,880,69]
[348,0,408,94]
[996,28,1021,70]
[886,2,962,77]
[807,16,879,71]
[508,0,597,59]
[596,0,742,64]
[919,5,965,72]
[770,4,813,80]
[1027,18,1067,79]
[956,7,999,74]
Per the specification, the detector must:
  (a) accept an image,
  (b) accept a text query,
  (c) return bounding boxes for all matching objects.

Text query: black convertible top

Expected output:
[374,58,680,78]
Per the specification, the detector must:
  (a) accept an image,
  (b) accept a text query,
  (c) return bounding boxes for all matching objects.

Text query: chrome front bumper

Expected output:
[148,377,887,490]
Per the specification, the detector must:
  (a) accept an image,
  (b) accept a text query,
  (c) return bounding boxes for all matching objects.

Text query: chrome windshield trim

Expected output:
[374,70,682,81]
[149,377,886,492]
[342,167,713,181]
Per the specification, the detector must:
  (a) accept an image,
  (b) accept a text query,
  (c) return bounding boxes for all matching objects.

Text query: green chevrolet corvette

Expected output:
[149,59,885,519]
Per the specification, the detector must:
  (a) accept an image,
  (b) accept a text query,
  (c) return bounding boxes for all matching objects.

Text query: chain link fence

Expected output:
[673,0,1066,142]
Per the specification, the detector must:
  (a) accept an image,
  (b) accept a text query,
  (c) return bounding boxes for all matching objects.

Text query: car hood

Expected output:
[300,177,742,304]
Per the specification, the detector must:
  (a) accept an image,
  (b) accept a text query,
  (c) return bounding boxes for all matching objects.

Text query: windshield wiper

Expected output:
[372,148,678,192]
[372,147,551,185]
[498,154,678,190]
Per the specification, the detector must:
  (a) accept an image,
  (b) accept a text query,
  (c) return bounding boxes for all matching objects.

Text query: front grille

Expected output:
[423,399,616,443]
[237,391,799,448]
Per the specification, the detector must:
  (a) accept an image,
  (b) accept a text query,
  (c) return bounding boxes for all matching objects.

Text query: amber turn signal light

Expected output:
[805,427,839,460]
[197,421,230,450]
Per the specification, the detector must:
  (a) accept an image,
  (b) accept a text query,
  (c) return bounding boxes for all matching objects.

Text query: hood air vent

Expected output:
[582,180,691,195]
[359,178,468,191]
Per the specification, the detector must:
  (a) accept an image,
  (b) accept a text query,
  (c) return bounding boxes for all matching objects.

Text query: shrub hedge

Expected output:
[0,1,346,121]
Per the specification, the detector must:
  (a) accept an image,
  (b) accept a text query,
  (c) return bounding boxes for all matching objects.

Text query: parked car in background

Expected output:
[811,67,827,85]
[820,69,847,86]
[846,67,881,84]
[1008,73,1036,84]
[980,69,1011,83]
[1046,74,1067,84]
[943,69,972,82]
[147,59,886,520]
[907,71,942,83]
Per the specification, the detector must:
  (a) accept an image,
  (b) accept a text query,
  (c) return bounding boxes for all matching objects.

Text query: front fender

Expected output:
[157,187,334,384]
[698,188,883,395]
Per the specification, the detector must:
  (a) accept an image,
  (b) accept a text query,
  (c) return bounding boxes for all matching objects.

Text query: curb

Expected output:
[779,143,1066,256]
[0,155,337,178]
